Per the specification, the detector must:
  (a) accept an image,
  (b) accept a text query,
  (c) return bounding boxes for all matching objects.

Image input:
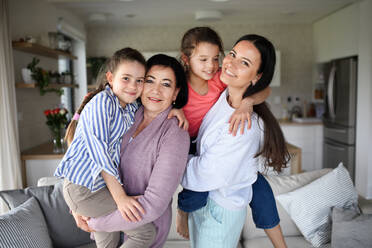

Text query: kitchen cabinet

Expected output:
[20,143,63,187]
[313,4,358,63]
[280,122,323,172]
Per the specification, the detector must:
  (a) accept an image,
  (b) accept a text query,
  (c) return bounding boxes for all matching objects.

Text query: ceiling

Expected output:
[47,0,360,27]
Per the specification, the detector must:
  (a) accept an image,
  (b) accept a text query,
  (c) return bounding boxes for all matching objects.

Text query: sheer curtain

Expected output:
[0,0,23,214]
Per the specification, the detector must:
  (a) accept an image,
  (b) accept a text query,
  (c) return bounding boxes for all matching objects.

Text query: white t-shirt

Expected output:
[181,89,263,210]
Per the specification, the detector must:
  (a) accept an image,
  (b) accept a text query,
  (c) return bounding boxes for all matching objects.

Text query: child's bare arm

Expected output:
[229,86,271,136]
[101,171,145,222]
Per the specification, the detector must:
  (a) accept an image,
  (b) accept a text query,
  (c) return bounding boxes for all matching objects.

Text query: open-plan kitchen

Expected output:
[1,0,372,247]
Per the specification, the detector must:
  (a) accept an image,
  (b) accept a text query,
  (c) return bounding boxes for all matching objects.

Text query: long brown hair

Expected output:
[236,34,290,173]
[64,47,146,146]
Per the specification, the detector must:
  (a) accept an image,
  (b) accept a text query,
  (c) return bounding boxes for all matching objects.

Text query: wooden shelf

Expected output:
[16,83,79,89]
[12,41,77,60]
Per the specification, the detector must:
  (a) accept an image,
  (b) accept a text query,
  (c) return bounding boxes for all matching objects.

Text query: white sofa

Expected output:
[37,168,372,248]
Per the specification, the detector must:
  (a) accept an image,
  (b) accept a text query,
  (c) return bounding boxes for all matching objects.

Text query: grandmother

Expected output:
[73,54,190,248]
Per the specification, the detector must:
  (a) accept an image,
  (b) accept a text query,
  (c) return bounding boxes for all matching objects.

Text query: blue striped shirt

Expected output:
[55,86,138,192]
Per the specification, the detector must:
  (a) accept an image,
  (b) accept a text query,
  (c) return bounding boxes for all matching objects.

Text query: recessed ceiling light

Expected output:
[88,13,107,23]
[195,10,222,21]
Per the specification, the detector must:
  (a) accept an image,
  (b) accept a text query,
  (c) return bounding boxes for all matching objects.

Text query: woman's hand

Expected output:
[229,102,253,136]
[116,195,145,223]
[71,210,94,233]
[168,108,189,131]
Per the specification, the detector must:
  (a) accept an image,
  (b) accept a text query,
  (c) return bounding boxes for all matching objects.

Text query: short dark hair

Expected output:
[146,54,188,108]
[234,34,276,98]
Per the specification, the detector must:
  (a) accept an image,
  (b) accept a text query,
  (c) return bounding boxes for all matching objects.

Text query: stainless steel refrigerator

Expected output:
[322,56,357,181]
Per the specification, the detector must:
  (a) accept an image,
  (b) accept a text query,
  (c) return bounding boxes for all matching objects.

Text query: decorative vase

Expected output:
[50,127,65,154]
[21,68,36,84]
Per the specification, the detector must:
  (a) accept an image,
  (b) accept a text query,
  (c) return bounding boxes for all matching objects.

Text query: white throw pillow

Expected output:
[276,163,358,247]
[242,168,331,240]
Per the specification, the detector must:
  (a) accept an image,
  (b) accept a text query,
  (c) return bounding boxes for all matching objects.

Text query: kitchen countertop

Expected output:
[21,142,64,160]
[278,119,323,126]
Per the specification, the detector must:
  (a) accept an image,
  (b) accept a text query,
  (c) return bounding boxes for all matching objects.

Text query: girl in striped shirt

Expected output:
[55,48,185,248]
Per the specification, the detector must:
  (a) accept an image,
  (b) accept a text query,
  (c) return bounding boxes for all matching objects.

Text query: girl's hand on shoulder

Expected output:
[116,195,145,222]
[71,210,94,233]
[229,103,253,136]
[168,108,189,131]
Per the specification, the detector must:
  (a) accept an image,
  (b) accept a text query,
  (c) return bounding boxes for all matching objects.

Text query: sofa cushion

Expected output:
[0,197,53,248]
[0,182,92,248]
[242,168,331,240]
[276,163,358,247]
[163,240,190,248]
[331,207,372,248]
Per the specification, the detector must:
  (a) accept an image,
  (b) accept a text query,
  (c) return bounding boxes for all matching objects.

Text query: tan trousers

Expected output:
[63,179,156,248]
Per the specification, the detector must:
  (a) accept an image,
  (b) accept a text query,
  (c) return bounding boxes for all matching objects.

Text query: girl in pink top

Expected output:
[177,27,288,248]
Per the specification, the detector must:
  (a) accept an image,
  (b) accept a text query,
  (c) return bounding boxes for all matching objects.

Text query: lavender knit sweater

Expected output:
[88,106,190,248]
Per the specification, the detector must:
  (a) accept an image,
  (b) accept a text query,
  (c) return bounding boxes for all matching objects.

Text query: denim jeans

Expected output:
[178,173,280,229]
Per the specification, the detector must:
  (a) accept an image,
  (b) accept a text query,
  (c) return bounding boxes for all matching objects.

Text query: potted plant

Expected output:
[27,58,63,96]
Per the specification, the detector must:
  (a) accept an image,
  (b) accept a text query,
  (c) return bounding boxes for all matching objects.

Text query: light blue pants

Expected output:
[188,197,246,248]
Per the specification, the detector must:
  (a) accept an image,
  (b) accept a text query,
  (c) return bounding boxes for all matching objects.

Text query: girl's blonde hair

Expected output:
[64,47,146,146]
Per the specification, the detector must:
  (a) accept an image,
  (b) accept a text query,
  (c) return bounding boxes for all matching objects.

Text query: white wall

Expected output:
[313,4,359,63]
[9,0,85,151]
[87,23,314,118]
[355,0,372,199]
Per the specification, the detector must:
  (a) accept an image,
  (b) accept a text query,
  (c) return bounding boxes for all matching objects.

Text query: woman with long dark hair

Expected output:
[181,34,289,248]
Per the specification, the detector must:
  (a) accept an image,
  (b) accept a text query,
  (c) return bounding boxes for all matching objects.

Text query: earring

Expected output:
[172,101,176,105]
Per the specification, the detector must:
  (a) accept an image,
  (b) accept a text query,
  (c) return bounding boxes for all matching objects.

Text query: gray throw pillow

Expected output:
[331,207,372,248]
[0,197,53,248]
[0,182,92,248]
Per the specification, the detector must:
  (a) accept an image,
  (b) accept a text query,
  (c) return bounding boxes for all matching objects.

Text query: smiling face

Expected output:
[185,42,220,81]
[141,65,180,117]
[220,40,262,91]
[107,60,145,107]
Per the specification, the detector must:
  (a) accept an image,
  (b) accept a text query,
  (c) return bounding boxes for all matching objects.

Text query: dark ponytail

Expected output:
[64,47,146,146]
[236,34,290,172]
[254,103,289,172]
